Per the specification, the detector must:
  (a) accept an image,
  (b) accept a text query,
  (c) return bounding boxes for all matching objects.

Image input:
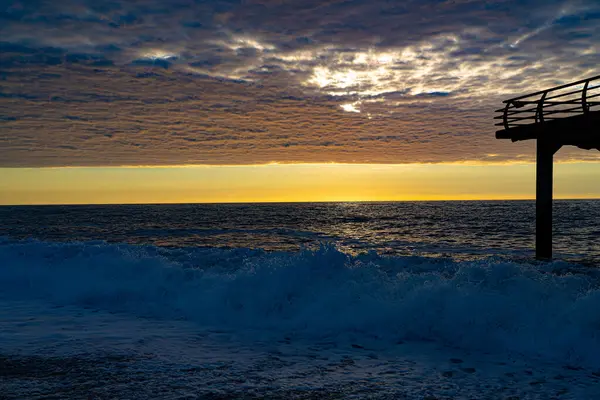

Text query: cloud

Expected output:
[1,0,599,167]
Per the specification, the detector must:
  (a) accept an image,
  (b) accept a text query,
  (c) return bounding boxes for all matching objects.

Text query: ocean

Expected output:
[1,200,600,398]
[2,200,600,260]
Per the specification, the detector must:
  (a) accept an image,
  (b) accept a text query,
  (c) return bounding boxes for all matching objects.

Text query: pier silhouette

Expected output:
[495,75,600,260]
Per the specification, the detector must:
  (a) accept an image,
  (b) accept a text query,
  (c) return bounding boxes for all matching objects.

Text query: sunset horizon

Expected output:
[2,161,600,205]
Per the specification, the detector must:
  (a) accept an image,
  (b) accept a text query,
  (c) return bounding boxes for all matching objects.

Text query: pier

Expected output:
[495,75,600,260]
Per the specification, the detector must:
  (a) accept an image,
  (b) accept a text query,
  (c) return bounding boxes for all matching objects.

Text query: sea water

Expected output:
[1,201,599,398]
[2,200,599,259]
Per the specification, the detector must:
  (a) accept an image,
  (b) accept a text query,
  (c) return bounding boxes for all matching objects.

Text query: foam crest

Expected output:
[2,238,600,367]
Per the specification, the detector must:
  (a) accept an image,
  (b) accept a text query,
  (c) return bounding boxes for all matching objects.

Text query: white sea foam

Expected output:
[2,238,600,369]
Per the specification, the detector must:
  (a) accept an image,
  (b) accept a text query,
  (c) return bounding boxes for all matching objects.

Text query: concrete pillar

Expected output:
[535,139,561,260]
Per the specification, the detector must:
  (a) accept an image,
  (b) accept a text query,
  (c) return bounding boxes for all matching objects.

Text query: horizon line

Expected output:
[2,197,599,207]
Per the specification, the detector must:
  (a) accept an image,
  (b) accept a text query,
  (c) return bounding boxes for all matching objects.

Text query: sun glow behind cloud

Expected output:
[175,29,598,115]
[340,102,361,113]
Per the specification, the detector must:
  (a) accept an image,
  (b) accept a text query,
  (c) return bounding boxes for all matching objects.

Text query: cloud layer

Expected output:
[1,0,599,167]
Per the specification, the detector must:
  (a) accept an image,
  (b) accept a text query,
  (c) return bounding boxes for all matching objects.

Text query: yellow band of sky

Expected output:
[1,162,599,205]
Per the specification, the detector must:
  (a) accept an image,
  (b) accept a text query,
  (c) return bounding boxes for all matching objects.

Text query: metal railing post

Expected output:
[582,80,590,114]
[536,91,547,123]
[503,102,511,130]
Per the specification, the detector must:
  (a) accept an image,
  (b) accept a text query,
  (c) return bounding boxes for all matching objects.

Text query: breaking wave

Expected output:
[2,237,600,367]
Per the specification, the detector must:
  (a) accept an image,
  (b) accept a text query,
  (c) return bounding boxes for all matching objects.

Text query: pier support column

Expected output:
[536,139,561,260]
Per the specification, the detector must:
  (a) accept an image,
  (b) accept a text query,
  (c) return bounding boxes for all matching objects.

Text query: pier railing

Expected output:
[494,75,600,130]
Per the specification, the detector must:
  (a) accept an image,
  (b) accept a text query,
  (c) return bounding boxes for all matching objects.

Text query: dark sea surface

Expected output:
[3,200,600,398]
[1,200,599,261]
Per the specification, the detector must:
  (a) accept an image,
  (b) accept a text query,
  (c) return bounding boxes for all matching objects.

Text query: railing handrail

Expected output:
[502,74,600,103]
[496,75,600,130]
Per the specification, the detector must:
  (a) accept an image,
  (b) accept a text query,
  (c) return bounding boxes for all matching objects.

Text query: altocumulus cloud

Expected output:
[1,0,599,167]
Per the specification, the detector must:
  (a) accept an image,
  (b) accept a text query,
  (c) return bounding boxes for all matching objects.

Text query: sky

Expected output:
[1,0,599,204]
